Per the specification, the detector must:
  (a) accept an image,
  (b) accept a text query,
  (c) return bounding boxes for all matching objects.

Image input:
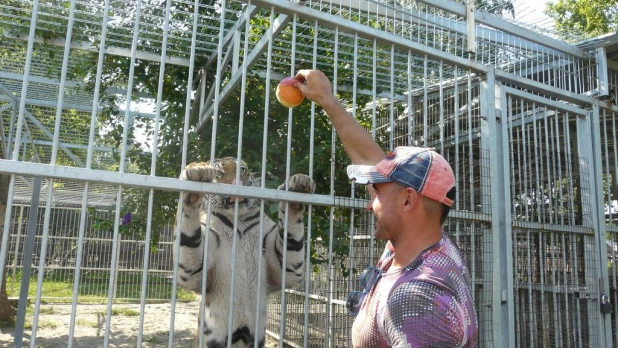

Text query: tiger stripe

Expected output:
[173,159,314,347]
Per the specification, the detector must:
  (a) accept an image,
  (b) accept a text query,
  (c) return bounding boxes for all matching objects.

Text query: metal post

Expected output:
[466,1,476,55]
[596,48,609,97]
[14,177,42,348]
[576,104,611,348]
[591,103,612,347]
[480,68,515,347]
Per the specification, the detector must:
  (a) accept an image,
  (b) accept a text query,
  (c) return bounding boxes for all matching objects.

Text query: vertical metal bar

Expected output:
[407,51,413,146]
[538,232,548,343]
[257,8,276,348]
[572,234,582,347]
[302,17,319,348]
[551,233,561,348]
[543,108,553,224]
[514,234,521,347]
[438,61,444,153]
[467,73,475,292]
[516,118,524,225]
[507,96,515,218]
[10,1,40,162]
[14,177,42,348]
[482,73,514,347]
[423,56,428,145]
[195,0,230,344]
[49,0,76,165]
[553,112,564,225]
[232,30,241,74]
[605,109,618,346]
[347,31,359,304]
[450,65,454,228]
[324,26,340,348]
[389,44,394,151]
[199,70,206,116]
[170,0,201,346]
[7,103,17,157]
[136,0,172,342]
[561,232,572,348]
[520,100,529,219]
[276,12,296,346]
[589,104,612,347]
[102,0,144,344]
[369,38,377,265]
[564,113,575,225]
[526,231,534,348]
[531,103,542,222]
[558,112,571,348]
[0,0,41,289]
[10,205,25,295]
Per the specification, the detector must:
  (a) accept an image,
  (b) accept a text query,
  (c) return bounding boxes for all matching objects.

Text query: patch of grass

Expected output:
[113,307,140,317]
[38,320,59,329]
[7,271,196,303]
[144,336,160,344]
[39,306,56,314]
[96,307,140,317]
[21,318,59,330]
[76,318,98,328]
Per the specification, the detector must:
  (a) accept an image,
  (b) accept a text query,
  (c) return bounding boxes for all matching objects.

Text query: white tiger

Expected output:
[174,157,315,348]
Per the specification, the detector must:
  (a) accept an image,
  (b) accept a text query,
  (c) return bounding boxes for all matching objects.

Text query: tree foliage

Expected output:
[1,0,523,275]
[545,0,618,39]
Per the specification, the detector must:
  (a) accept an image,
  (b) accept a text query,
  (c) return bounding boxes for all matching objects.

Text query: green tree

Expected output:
[545,0,618,39]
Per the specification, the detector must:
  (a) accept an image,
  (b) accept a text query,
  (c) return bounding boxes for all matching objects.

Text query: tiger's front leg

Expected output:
[266,174,315,290]
[175,162,220,293]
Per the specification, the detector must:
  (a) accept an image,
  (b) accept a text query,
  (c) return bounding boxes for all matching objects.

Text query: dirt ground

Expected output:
[0,301,280,347]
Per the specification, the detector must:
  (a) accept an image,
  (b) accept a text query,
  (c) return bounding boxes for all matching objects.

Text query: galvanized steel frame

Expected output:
[1,0,617,347]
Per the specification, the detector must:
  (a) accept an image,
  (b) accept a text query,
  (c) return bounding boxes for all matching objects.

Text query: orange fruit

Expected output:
[276,77,304,108]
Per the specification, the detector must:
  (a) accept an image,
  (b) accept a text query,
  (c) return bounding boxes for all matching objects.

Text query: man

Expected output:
[293,70,478,347]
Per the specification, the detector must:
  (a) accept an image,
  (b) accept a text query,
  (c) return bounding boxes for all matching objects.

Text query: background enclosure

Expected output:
[1,0,618,347]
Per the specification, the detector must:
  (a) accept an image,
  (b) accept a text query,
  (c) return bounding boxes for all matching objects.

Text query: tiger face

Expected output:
[209,157,257,209]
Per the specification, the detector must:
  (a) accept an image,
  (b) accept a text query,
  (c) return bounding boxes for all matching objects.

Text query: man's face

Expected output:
[367,182,405,240]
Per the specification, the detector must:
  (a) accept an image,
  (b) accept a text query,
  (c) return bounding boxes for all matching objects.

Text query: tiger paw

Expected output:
[277,174,315,212]
[180,162,219,182]
[180,162,220,206]
[285,174,316,194]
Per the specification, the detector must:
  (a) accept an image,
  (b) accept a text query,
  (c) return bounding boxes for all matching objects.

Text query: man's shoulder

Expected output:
[423,235,470,271]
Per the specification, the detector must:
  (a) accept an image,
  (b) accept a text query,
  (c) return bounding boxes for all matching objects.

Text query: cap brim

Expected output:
[347,165,392,184]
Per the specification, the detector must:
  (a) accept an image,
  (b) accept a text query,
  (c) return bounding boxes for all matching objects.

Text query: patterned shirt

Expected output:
[351,234,478,347]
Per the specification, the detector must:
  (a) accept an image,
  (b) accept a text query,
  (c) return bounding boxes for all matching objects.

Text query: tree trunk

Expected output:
[0,151,16,326]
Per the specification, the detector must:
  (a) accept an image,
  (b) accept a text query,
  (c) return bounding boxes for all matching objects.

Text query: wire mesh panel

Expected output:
[5,203,193,302]
[513,228,598,348]
[0,0,615,347]
[505,90,599,347]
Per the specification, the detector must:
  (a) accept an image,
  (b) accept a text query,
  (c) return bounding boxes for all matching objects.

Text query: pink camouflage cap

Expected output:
[347,146,456,206]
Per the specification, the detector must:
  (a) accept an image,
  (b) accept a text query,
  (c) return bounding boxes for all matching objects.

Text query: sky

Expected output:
[511,0,556,30]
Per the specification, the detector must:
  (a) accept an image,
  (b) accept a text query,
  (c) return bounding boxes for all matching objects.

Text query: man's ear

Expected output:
[402,188,417,211]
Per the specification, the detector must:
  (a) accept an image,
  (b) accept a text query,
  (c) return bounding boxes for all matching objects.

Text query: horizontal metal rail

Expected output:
[0,159,338,205]
[512,220,594,234]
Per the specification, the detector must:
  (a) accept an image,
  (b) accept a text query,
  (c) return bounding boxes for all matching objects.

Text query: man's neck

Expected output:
[389,225,443,270]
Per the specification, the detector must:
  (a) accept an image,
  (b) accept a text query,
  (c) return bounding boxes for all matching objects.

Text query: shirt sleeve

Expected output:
[383,281,464,347]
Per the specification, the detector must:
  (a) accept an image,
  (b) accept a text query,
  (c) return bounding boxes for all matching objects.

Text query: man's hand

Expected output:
[291,69,386,165]
[293,70,339,111]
